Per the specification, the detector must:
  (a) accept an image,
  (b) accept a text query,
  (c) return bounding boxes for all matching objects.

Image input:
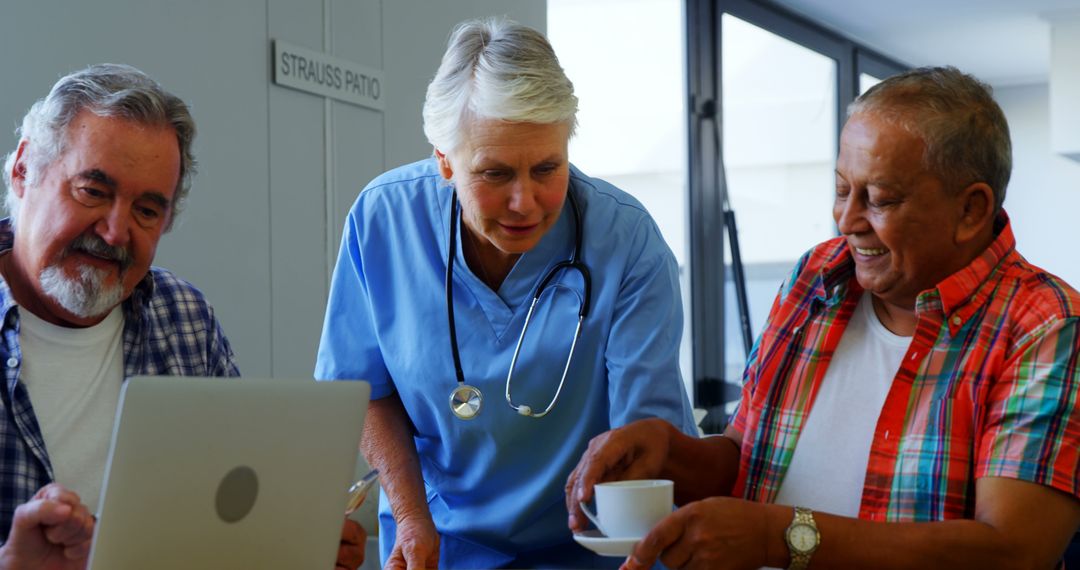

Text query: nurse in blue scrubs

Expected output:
[316,17,696,569]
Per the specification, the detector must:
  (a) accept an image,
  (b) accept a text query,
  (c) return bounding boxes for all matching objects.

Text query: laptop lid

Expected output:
[88,376,370,570]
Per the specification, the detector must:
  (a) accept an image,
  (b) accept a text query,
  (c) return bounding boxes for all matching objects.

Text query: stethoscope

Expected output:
[446,188,591,420]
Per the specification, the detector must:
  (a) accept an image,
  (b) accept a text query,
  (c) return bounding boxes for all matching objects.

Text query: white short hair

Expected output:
[422,17,578,154]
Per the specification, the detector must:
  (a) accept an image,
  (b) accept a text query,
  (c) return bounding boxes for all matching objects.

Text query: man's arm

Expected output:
[624,476,1080,569]
[361,393,439,569]
[810,477,1079,569]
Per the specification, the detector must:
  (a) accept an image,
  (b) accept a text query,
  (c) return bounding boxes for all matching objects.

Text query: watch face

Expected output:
[789,524,818,552]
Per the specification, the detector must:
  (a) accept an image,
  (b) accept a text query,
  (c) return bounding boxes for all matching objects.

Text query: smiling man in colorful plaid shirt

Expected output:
[0,64,241,568]
[567,66,1080,569]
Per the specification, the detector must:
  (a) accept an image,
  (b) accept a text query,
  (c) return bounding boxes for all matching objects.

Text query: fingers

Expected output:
[340,518,366,546]
[33,483,80,505]
[11,499,71,533]
[63,538,92,562]
[657,528,697,570]
[566,431,620,528]
[573,433,617,503]
[565,463,587,532]
[38,486,94,548]
[336,543,364,570]
[42,501,94,547]
[336,519,366,570]
[384,546,407,570]
[20,483,80,528]
[621,512,684,570]
[386,535,437,570]
[393,516,439,570]
[402,539,433,570]
[568,425,651,532]
[14,483,93,542]
[6,485,95,568]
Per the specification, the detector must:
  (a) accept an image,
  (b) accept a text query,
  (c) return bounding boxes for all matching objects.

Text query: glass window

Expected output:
[549,0,693,397]
[720,13,838,381]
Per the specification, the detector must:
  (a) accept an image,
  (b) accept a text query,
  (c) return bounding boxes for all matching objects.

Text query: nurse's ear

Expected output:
[434,149,454,181]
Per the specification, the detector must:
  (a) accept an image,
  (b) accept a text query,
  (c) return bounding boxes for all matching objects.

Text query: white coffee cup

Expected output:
[580,479,674,538]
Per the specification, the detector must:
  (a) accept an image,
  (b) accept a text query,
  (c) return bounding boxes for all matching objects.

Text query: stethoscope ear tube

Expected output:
[446,193,468,388]
[579,263,592,317]
[567,189,591,318]
[534,260,591,319]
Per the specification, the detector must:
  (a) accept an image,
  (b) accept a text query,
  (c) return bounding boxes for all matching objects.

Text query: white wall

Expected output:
[0,0,544,379]
[995,83,1080,287]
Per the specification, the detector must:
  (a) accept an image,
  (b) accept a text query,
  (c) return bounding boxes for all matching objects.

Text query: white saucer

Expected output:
[572,530,639,557]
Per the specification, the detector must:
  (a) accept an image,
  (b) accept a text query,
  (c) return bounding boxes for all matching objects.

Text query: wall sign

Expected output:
[272,40,384,111]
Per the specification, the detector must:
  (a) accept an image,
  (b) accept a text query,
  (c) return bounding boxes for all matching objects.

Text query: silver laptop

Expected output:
[88,376,370,570]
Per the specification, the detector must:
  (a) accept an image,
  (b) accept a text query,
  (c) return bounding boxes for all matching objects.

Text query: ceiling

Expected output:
[769,0,1080,86]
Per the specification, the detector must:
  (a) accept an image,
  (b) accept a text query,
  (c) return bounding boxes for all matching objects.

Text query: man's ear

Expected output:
[9,140,30,199]
[434,148,453,181]
[954,182,996,244]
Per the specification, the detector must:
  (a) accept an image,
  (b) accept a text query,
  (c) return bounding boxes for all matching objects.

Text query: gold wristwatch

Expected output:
[784,506,820,570]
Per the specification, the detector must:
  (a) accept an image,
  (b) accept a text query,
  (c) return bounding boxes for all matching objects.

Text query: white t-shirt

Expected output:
[773,291,911,517]
[19,306,124,514]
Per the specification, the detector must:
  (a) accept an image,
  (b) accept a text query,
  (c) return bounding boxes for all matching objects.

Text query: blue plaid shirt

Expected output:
[0,219,239,541]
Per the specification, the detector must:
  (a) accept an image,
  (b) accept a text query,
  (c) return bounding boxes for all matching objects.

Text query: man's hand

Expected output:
[335,518,366,570]
[620,497,779,570]
[0,483,96,570]
[565,418,675,533]
[384,513,439,570]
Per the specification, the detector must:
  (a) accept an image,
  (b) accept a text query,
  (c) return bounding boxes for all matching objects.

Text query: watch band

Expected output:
[785,506,819,570]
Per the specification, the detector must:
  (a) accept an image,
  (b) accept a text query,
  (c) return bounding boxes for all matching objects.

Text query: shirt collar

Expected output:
[928,210,1015,335]
[817,238,859,307]
[0,219,19,325]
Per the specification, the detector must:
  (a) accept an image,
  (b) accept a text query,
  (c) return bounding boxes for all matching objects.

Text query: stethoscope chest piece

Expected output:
[450,384,483,420]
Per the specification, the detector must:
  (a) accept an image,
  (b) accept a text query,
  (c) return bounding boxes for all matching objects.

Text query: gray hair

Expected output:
[848,66,1012,214]
[2,63,196,229]
[422,17,578,153]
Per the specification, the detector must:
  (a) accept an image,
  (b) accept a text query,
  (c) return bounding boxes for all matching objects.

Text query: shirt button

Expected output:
[6,357,18,368]
[951,316,962,326]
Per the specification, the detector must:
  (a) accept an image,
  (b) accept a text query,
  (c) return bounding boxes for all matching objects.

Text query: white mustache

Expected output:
[66,234,133,272]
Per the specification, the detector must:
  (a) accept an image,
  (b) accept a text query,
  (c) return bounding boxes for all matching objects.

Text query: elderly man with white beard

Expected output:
[0,64,240,569]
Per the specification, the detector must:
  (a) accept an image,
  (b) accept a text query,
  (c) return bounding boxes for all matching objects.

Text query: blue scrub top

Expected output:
[316,158,695,568]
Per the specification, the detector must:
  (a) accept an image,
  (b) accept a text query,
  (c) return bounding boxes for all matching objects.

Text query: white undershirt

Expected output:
[19,306,124,514]
[773,291,911,517]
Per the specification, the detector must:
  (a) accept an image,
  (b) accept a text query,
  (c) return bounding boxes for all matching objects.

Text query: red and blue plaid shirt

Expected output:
[730,212,1080,522]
